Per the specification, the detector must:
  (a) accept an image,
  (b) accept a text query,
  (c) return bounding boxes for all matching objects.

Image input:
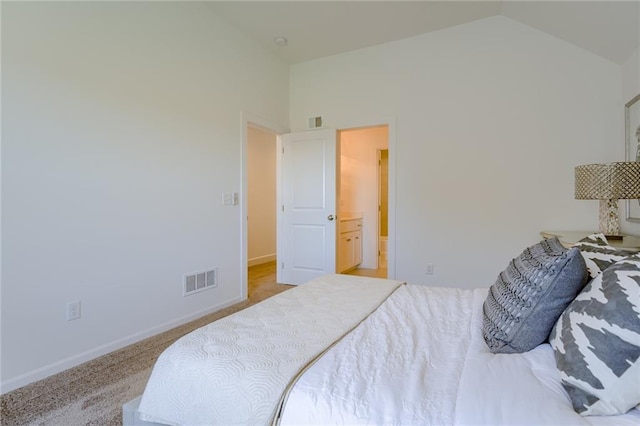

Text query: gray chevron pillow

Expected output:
[574,233,630,279]
[549,254,640,416]
[482,237,588,354]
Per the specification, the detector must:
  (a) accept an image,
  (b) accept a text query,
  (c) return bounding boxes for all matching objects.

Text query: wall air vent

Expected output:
[184,268,218,296]
[308,116,322,129]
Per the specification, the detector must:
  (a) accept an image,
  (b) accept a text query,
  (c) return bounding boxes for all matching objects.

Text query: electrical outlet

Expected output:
[67,301,81,321]
[426,263,434,275]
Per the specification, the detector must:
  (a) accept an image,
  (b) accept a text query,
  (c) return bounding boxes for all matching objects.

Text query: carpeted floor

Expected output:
[0,262,292,426]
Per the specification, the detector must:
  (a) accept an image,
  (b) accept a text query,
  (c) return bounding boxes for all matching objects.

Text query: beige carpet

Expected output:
[0,262,292,426]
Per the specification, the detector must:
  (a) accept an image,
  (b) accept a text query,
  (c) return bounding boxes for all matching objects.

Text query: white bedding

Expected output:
[279,284,640,426]
[278,285,480,425]
[455,289,640,426]
[136,278,640,426]
[137,274,403,426]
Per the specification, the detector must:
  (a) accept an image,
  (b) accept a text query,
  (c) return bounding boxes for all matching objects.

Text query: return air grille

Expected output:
[184,268,218,296]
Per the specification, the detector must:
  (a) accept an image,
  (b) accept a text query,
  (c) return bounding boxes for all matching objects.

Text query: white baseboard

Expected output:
[248,253,276,267]
[0,296,244,394]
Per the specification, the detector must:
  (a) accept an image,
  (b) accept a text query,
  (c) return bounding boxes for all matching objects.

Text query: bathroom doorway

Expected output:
[338,125,388,277]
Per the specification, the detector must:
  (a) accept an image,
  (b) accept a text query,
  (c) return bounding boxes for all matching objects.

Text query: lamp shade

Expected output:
[575,162,640,200]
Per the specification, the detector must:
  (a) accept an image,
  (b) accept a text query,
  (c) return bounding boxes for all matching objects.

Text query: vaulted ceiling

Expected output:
[209,1,639,65]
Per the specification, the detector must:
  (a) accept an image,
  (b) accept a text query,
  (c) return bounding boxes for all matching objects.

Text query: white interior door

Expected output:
[278,128,337,285]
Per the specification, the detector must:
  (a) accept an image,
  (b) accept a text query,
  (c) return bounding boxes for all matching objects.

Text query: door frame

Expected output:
[240,114,397,299]
[376,148,384,269]
[240,112,287,301]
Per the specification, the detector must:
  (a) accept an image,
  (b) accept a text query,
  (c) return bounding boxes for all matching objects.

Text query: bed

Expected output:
[127,236,640,425]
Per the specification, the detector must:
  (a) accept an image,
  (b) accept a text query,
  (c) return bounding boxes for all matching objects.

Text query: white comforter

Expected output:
[279,285,640,425]
[137,278,640,426]
[455,290,640,426]
[278,285,480,425]
[138,274,403,426]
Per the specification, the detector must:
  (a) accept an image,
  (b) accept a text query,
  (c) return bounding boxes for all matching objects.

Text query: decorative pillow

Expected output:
[549,254,640,416]
[482,237,588,354]
[577,233,609,245]
[574,233,631,279]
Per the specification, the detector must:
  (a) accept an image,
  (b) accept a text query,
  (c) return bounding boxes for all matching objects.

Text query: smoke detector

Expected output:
[273,36,288,47]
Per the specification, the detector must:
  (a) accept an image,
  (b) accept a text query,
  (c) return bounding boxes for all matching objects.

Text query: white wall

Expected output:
[1,2,288,392]
[291,16,622,288]
[247,127,277,266]
[339,126,388,268]
[620,7,640,236]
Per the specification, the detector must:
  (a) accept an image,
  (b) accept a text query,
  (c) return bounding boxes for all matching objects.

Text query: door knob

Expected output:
[327,215,335,221]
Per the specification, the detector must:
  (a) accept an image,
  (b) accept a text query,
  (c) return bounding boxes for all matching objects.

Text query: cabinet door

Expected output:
[354,230,362,266]
[338,234,353,272]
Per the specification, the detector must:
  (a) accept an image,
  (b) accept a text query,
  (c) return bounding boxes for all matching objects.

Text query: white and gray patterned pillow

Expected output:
[574,233,631,279]
[482,237,588,354]
[577,233,609,246]
[549,254,640,416]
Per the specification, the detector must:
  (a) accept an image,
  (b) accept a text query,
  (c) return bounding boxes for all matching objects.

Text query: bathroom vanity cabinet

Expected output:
[338,217,363,272]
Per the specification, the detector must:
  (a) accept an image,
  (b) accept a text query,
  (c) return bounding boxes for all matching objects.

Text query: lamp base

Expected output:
[599,198,620,237]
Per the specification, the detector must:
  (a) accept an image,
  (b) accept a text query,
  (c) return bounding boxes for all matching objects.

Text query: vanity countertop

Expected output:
[339,212,363,221]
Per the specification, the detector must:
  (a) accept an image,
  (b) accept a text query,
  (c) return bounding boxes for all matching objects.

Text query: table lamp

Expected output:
[575,162,640,239]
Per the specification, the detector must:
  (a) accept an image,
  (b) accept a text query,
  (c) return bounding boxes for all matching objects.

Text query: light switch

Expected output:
[222,192,239,206]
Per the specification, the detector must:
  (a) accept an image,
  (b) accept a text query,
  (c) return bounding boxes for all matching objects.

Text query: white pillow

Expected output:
[574,233,631,279]
[549,254,640,416]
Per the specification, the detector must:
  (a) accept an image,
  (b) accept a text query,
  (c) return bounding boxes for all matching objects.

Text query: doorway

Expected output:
[241,118,395,292]
[246,125,278,297]
[247,125,277,268]
[337,125,389,278]
[241,113,286,300]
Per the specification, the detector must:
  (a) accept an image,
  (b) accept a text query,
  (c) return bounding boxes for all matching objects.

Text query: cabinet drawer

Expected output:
[340,219,362,233]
